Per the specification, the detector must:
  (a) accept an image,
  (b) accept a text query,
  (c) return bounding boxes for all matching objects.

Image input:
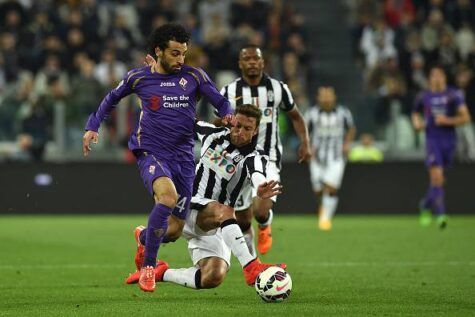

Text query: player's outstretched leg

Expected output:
[199,202,285,285]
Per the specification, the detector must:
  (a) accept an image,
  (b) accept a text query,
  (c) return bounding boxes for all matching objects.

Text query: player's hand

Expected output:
[343,142,351,157]
[257,180,283,199]
[435,115,451,126]
[298,142,312,163]
[82,130,99,157]
[412,115,425,131]
[144,54,156,68]
[222,114,237,126]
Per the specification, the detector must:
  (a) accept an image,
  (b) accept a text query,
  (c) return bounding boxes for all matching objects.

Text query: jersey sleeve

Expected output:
[413,92,424,114]
[85,71,135,132]
[453,89,465,110]
[343,107,355,131]
[194,121,227,143]
[192,67,233,118]
[279,81,296,112]
[244,154,269,197]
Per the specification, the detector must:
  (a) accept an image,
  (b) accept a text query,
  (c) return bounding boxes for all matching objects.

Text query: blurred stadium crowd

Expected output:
[1,0,474,163]
[348,0,475,158]
[0,0,309,162]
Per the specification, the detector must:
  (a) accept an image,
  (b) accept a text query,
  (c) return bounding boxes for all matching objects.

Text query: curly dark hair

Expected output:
[235,104,262,126]
[148,23,190,56]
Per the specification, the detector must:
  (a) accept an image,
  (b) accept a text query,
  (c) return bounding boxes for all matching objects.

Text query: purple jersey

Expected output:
[85,65,233,162]
[413,87,464,139]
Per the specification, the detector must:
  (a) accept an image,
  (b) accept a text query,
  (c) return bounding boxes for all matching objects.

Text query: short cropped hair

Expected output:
[235,104,262,127]
[148,23,190,55]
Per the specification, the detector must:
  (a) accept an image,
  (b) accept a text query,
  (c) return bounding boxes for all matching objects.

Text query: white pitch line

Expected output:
[0,264,128,270]
[300,261,475,267]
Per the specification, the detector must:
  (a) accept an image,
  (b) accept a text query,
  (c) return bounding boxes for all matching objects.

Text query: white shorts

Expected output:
[182,198,232,267]
[234,161,281,211]
[309,159,346,192]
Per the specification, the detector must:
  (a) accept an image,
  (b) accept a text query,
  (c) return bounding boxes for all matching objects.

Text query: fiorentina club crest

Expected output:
[179,77,188,90]
[149,165,156,175]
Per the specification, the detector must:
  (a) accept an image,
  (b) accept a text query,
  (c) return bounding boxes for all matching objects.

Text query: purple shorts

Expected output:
[425,137,456,168]
[136,152,195,220]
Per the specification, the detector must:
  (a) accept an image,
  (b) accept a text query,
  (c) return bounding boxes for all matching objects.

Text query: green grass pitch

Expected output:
[0,215,474,316]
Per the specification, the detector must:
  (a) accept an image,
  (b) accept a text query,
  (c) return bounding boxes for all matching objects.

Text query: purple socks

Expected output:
[422,186,445,216]
[143,203,172,267]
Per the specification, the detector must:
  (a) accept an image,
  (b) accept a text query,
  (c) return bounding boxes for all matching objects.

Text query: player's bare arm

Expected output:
[287,107,311,163]
[435,105,471,126]
[343,126,356,157]
[82,130,99,156]
[411,112,425,131]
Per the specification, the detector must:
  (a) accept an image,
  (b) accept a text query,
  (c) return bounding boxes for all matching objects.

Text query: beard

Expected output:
[161,59,180,74]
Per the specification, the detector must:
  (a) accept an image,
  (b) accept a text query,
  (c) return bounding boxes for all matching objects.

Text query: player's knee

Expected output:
[218,205,235,222]
[201,269,226,289]
[157,192,178,208]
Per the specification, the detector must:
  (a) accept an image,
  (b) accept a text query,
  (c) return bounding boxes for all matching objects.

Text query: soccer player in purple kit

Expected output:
[412,65,471,229]
[82,23,235,292]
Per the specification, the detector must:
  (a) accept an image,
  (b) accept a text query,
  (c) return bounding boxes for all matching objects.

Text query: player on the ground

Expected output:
[125,104,286,289]
[82,23,235,292]
[218,44,311,256]
[412,65,471,229]
[305,86,356,231]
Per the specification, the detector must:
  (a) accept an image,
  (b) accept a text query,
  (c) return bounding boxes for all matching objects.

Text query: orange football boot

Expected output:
[134,225,145,270]
[243,258,286,286]
[139,266,155,292]
[257,225,272,254]
[125,261,169,284]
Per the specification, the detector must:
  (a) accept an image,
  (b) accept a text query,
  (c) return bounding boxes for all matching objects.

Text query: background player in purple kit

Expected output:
[82,23,235,292]
[412,66,471,229]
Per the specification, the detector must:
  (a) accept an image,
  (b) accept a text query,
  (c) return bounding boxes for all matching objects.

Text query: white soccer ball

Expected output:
[254,266,292,302]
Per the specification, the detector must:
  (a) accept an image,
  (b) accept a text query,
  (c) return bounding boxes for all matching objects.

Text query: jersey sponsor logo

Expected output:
[179,77,188,90]
[160,82,176,87]
[163,95,190,108]
[202,146,237,180]
[149,95,161,111]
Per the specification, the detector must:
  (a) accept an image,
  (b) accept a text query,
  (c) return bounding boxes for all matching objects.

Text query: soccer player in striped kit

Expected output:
[305,86,356,230]
[412,65,471,229]
[125,104,286,290]
[219,44,311,255]
[82,24,235,292]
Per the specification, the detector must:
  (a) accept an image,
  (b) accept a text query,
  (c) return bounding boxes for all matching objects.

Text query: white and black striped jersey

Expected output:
[305,105,354,164]
[192,121,268,208]
[220,74,295,165]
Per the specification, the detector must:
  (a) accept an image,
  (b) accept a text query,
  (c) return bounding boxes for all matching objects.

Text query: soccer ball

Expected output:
[254,266,292,302]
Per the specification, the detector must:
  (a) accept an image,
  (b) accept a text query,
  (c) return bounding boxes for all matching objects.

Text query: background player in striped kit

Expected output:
[305,86,356,231]
[219,44,311,256]
[412,66,471,229]
[125,104,285,289]
[82,24,235,293]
